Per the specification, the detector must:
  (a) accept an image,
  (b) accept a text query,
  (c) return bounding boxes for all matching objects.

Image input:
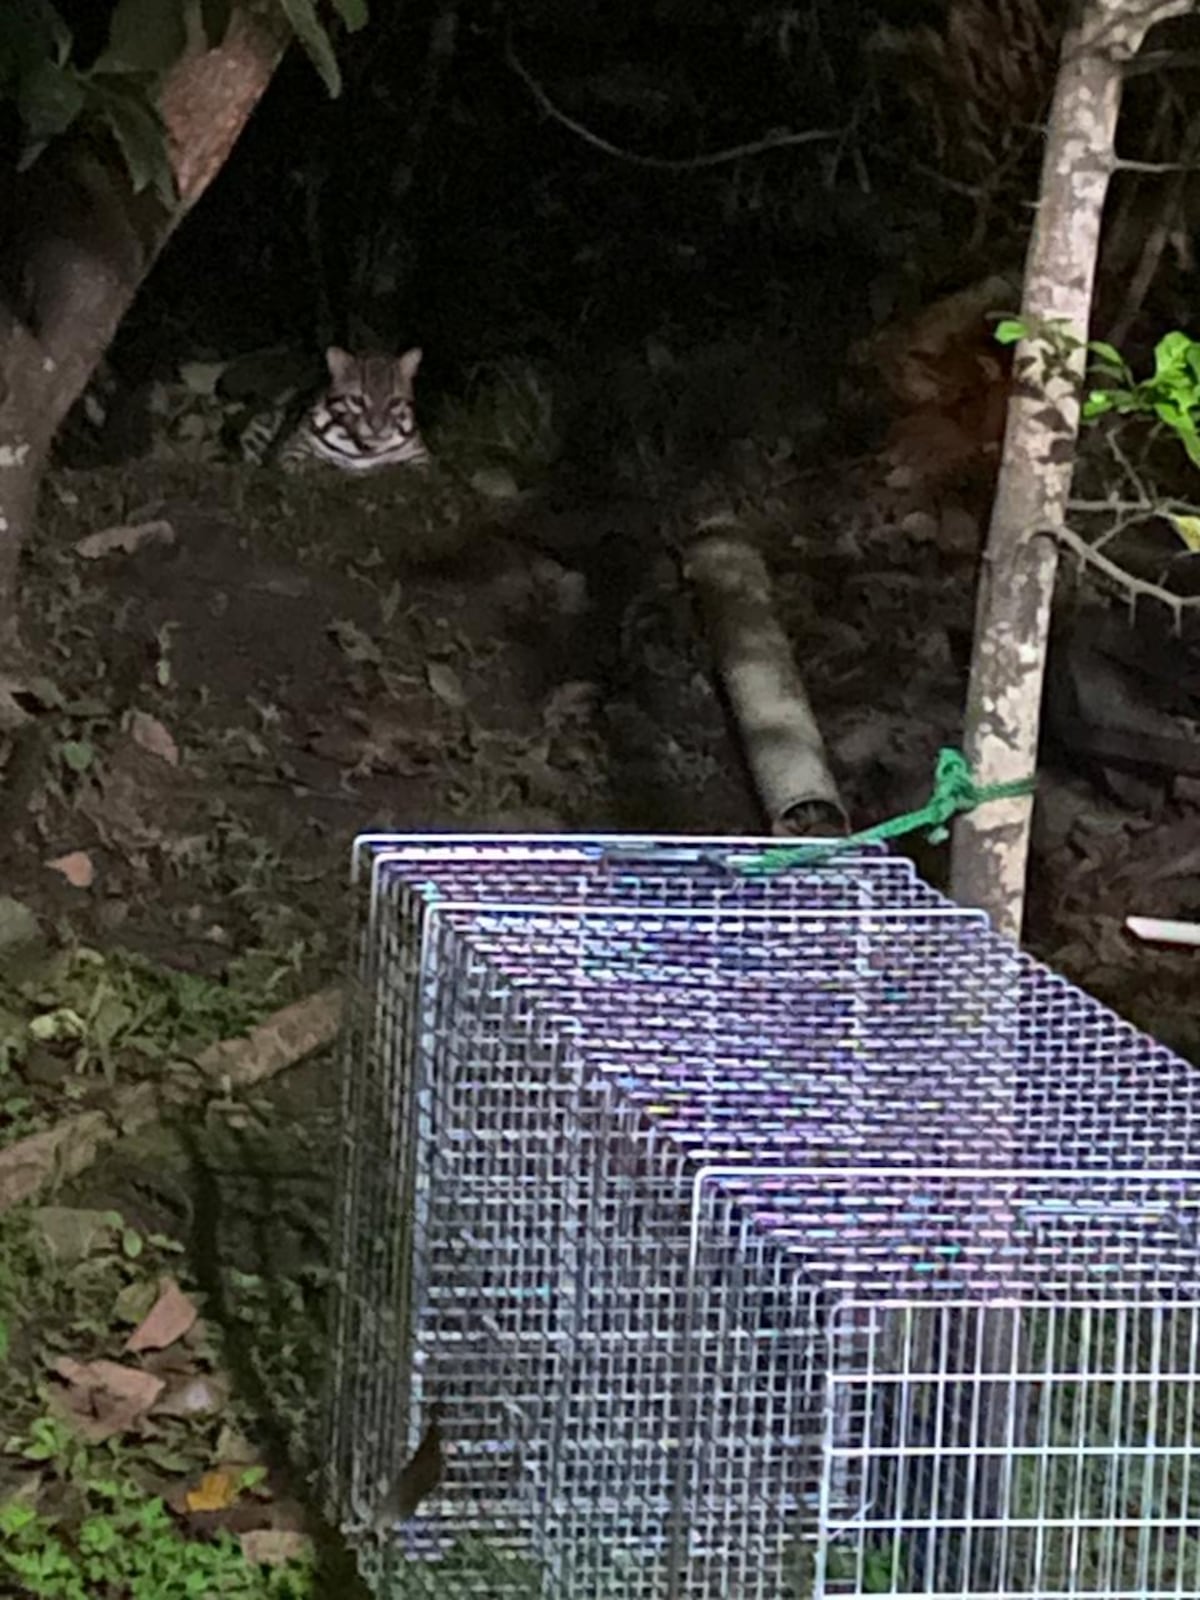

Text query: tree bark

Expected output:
[949,0,1193,941]
[0,7,290,664]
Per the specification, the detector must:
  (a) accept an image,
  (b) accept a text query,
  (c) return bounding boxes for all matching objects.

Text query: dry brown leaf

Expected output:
[54,1357,164,1404]
[239,1529,312,1566]
[51,1356,164,1441]
[0,677,32,730]
[75,520,176,560]
[125,1278,198,1353]
[426,660,467,708]
[127,711,180,766]
[186,1469,239,1513]
[45,851,95,889]
[214,1424,260,1464]
[75,742,168,852]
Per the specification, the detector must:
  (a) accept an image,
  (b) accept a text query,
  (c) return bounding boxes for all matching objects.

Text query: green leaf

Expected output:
[1087,364,1128,386]
[60,738,94,772]
[79,1513,118,1550]
[1171,422,1200,471]
[0,1316,9,1363]
[330,0,369,29]
[1154,330,1193,380]
[1153,398,1190,429]
[148,1232,186,1253]
[139,1441,201,1474]
[200,0,234,47]
[16,57,84,148]
[279,0,342,96]
[1082,389,1117,419]
[113,1277,159,1324]
[1167,514,1200,553]
[0,1501,36,1535]
[992,318,1027,347]
[30,1206,119,1262]
[1086,339,1125,369]
[0,0,72,79]
[93,0,187,74]
[88,79,176,205]
[29,1005,86,1041]
[0,896,39,951]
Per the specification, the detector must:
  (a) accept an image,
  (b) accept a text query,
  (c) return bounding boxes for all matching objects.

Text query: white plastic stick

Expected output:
[1125,916,1200,948]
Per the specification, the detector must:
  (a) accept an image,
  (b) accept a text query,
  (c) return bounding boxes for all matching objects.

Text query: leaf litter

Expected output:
[4,334,1200,1590]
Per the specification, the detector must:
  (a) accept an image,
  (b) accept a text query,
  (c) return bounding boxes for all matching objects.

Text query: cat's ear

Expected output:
[325,346,355,384]
[398,348,423,385]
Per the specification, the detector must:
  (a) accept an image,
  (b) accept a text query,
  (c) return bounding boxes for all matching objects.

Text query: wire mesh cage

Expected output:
[325,834,1200,1599]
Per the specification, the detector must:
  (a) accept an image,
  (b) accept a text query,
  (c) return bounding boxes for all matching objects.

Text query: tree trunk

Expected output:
[0,7,290,667]
[0,372,50,660]
[949,0,1193,941]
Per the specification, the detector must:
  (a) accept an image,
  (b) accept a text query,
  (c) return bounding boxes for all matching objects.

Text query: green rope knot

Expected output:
[735,746,1036,877]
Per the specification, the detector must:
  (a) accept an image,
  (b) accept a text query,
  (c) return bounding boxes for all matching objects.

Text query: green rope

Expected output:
[734,747,1036,876]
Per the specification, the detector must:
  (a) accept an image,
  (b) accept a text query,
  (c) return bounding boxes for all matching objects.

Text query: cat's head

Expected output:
[322,346,423,453]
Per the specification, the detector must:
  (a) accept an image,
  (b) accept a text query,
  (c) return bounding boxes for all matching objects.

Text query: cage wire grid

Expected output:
[325,835,1200,1600]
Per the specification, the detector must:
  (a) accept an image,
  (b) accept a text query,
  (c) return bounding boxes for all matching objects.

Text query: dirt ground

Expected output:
[2,340,1199,1595]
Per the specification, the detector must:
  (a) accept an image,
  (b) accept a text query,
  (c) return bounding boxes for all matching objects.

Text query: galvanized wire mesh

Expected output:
[326,835,1200,1599]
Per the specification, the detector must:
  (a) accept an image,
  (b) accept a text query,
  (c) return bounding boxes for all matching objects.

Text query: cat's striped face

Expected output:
[307,347,429,471]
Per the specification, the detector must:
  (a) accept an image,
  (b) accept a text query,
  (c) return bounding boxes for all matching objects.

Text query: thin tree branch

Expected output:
[1066,497,1196,514]
[505,37,841,171]
[1124,48,1200,75]
[1038,521,1200,623]
[1112,157,1200,171]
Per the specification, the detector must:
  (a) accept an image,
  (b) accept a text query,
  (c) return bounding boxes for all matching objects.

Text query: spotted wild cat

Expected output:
[243,346,430,473]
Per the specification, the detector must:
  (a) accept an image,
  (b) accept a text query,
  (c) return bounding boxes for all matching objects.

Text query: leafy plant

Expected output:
[0,943,279,1089]
[1,1206,316,1599]
[431,358,560,484]
[0,1482,313,1599]
[359,1533,544,1600]
[0,0,369,204]
[823,1539,908,1593]
[995,319,1200,473]
[1081,329,1200,471]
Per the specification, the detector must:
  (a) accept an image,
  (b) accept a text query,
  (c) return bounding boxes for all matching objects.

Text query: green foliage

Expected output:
[0,1207,316,1599]
[1082,329,1200,472]
[94,0,189,75]
[279,0,369,97]
[359,1533,544,1599]
[1,937,298,1146]
[1,942,278,1085]
[992,314,1115,375]
[0,0,368,202]
[431,359,561,485]
[823,1540,908,1593]
[0,1479,313,1599]
[1,0,198,200]
[996,319,1200,473]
